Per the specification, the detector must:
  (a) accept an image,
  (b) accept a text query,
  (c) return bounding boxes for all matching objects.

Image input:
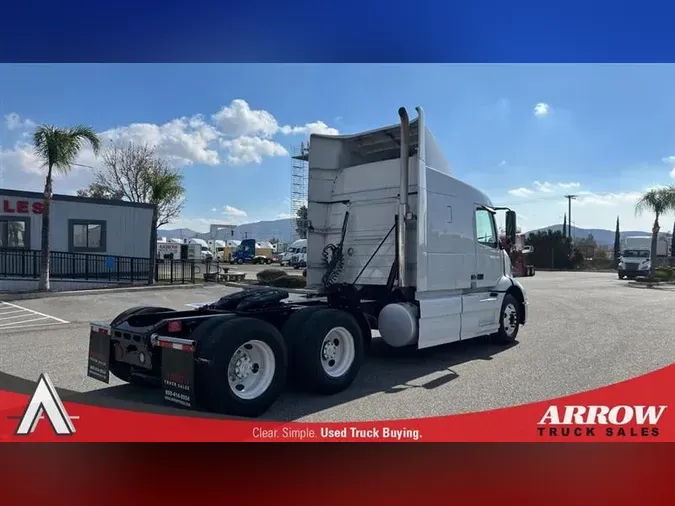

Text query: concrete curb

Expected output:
[627,280,675,290]
[0,282,207,301]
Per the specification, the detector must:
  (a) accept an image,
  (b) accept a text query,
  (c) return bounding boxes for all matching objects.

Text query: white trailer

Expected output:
[186,238,213,261]
[88,106,528,418]
[156,242,181,259]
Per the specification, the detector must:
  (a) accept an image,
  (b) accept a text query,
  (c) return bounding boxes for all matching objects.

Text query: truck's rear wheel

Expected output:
[196,317,288,417]
[293,309,364,395]
[489,294,521,344]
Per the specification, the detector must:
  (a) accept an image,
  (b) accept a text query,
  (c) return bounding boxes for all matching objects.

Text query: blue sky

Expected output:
[1,64,674,233]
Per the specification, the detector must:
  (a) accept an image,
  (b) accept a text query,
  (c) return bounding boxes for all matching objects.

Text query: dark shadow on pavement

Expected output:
[62,336,518,422]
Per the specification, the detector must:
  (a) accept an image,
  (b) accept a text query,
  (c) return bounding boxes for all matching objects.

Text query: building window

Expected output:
[69,220,107,253]
[475,208,498,248]
[0,218,30,249]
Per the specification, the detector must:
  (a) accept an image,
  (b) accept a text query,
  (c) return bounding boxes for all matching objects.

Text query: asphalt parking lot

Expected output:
[1,271,674,422]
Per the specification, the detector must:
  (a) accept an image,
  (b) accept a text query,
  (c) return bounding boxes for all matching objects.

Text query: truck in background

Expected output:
[87,106,529,418]
[185,238,213,261]
[618,236,655,279]
[501,233,535,277]
[230,238,275,264]
[280,239,306,266]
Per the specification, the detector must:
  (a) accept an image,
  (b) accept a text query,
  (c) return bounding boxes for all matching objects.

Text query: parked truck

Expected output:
[618,236,654,279]
[87,106,529,418]
[280,239,306,265]
[501,233,535,277]
[230,239,274,264]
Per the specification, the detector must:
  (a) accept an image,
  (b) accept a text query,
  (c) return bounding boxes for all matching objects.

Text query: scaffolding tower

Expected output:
[290,142,310,242]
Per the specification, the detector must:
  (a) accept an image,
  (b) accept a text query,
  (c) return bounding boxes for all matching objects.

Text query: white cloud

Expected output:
[506,181,585,200]
[508,187,534,197]
[0,98,338,194]
[213,99,339,139]
[662,156,675,178]
[534,103,551,117]
[211,207,218,212]
[574,191,642,207]
[498,160,507,167]
[557,182,581,189]
[212,99,280,138]
[533,181,553,193]
[276,212,292,219]
[280,121,339,136]
[5,113,36,131]
[220,136,288,165]
[102,115,221,167]
[222,205,247,217]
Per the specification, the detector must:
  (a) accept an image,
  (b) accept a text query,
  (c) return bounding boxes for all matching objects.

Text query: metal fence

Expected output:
[155,258,196,284]
[0,249,196,285]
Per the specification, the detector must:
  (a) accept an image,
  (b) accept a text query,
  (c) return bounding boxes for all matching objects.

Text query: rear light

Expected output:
[167,320,182,333]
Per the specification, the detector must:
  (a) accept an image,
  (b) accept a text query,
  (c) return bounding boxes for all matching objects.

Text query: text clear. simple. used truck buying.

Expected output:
[87,107,529,417]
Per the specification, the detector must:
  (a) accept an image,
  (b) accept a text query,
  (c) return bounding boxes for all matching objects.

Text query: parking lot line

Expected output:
[0,316,52,328]
[0,301,69,324]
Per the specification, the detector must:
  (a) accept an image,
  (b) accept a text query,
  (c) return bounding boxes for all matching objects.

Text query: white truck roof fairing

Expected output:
[305,108,493,294]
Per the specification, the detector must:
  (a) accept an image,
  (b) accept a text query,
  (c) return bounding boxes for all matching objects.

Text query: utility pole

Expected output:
[565,195,577,241]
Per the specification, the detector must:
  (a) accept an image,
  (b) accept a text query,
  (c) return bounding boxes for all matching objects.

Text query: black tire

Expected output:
[237,258,243,265]
[281,306,327,379]
[109,306,173,385]
[293,309,364,395]
[196,317,288,417]
[489,294,521,344]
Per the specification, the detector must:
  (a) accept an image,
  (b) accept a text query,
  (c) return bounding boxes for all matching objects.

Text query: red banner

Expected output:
[1,362,672,442]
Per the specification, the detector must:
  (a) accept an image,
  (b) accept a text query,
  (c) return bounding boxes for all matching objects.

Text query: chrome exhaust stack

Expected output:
[397,107,410,288]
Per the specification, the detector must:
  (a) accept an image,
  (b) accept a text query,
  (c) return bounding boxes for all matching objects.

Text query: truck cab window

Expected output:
[475,208,498,248]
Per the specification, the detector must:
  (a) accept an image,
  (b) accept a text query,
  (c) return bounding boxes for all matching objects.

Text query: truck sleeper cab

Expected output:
[87,106,528,418]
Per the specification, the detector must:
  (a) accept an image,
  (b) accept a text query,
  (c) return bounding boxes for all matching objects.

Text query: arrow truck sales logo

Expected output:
[10,374,78,436]
[537,405,667,438]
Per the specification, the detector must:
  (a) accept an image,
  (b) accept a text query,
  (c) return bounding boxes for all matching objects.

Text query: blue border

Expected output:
[3,0,675,62]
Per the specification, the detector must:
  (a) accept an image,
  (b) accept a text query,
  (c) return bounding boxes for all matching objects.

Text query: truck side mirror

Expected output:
[505,210,517,245]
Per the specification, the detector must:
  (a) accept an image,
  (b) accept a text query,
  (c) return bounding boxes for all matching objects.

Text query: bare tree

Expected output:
[79,142,186,283]
[83,143,185,228]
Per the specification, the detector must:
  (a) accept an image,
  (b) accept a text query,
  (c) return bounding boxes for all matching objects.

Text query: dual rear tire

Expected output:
[196,307,364,417]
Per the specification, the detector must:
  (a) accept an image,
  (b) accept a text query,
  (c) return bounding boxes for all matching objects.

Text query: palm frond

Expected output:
[31,124,101,176]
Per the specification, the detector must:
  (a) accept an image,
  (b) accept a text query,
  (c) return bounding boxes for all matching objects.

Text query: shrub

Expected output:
[268,275,307,288]
[256,269,288,283]
[654,267,675,281]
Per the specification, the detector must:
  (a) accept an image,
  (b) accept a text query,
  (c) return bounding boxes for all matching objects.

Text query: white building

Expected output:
[0,188,155,291]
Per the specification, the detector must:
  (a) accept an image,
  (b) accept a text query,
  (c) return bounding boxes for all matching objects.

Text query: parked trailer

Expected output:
[87,106,529,418]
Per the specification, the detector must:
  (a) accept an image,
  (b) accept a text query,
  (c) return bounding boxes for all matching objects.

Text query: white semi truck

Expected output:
[87,106,528,418]
[618,235,669,279]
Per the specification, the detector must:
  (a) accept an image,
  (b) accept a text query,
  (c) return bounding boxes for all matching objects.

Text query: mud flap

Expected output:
[154,335,197,409]
[88,323,111,383]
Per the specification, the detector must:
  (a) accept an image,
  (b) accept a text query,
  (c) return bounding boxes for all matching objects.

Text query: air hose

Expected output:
[321,211,350,288]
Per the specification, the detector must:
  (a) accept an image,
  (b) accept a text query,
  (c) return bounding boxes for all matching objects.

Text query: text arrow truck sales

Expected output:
[538,405,667,438]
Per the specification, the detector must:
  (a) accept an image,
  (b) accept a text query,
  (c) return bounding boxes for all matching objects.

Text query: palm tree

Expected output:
[635,186,675,276]
[33,125,101,291]
[146,169,184,285]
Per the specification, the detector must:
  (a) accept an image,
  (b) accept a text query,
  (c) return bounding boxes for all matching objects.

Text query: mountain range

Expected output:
[159,218,668,248]
[159,218,297,244]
